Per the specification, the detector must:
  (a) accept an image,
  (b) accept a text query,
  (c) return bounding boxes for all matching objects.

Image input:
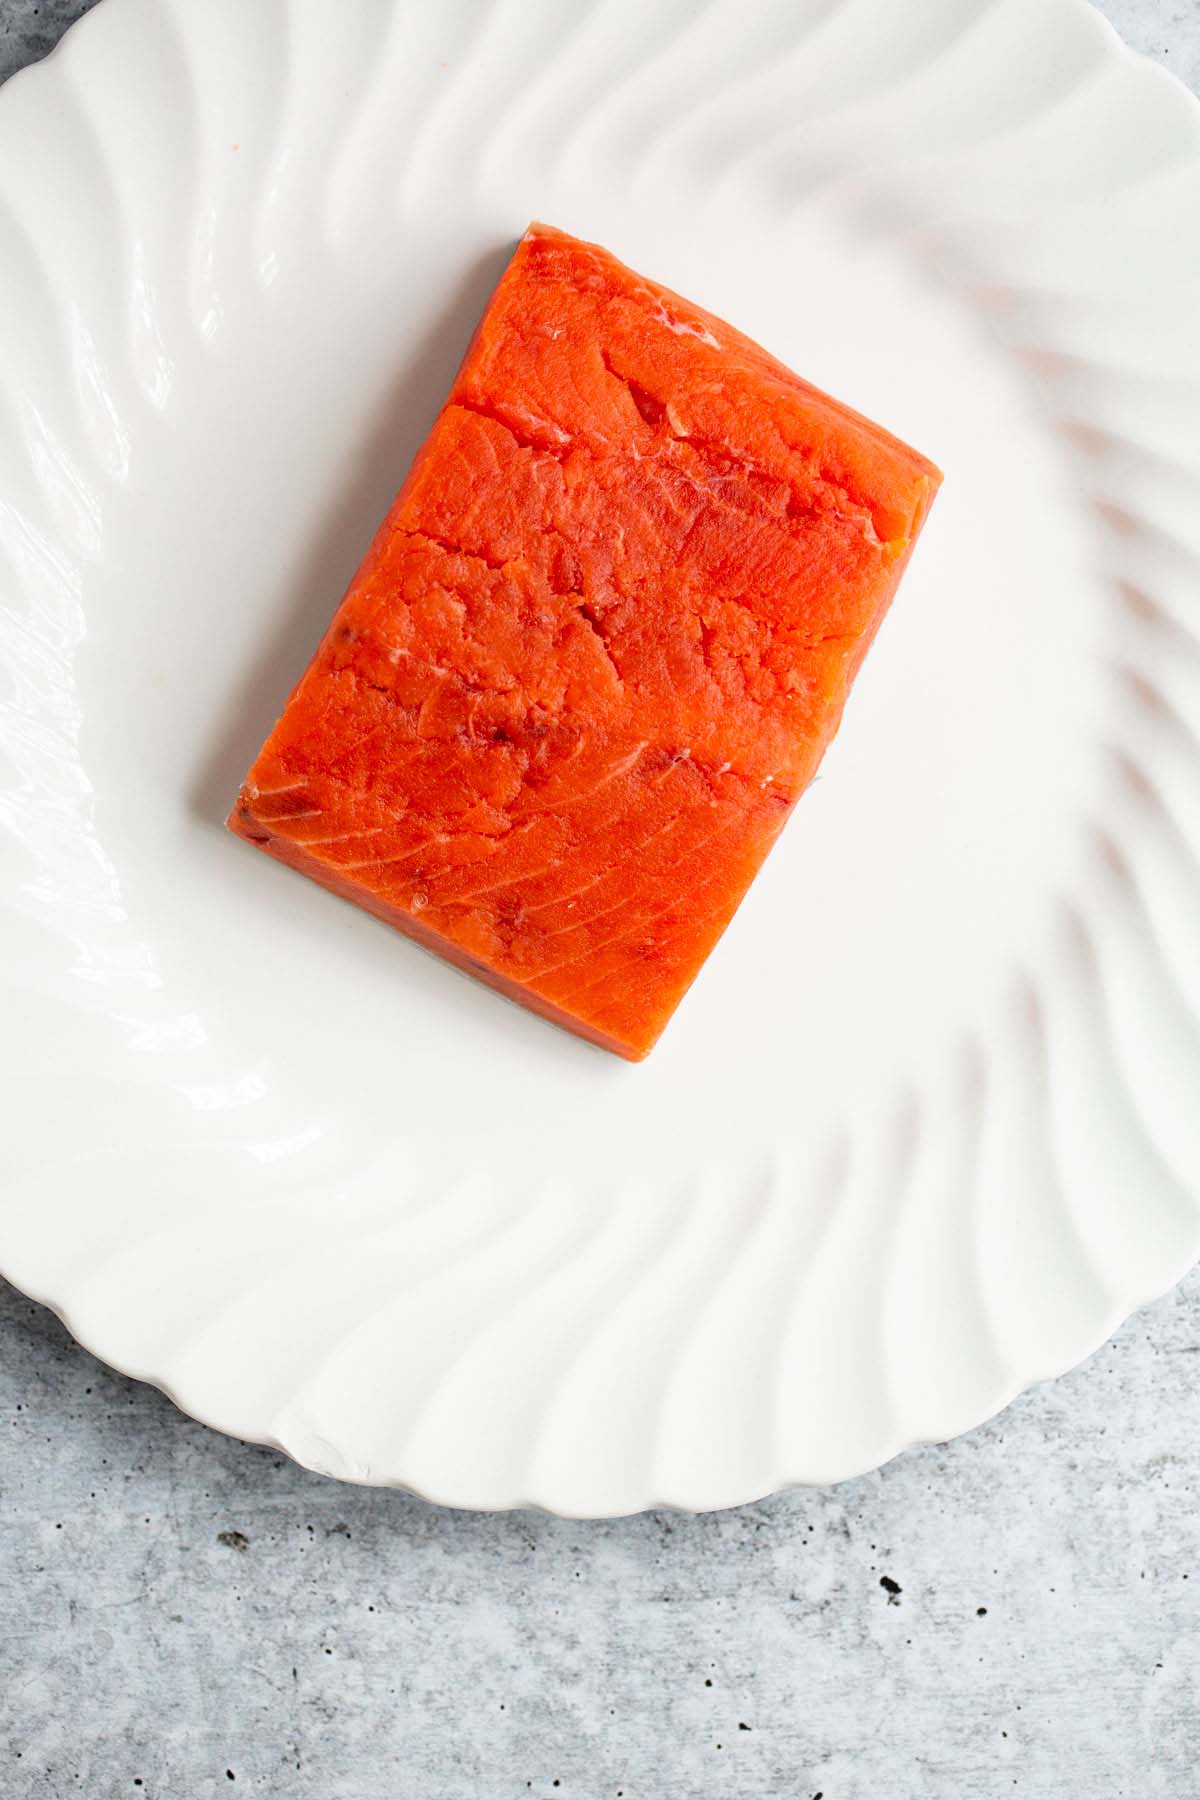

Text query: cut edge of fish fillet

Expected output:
[226,801,650,1061]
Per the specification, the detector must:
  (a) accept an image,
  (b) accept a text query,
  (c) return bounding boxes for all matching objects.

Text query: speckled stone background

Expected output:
[2,3,1199,1796]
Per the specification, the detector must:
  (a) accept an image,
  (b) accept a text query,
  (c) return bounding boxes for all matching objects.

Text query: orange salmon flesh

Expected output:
[229,223,941,1060]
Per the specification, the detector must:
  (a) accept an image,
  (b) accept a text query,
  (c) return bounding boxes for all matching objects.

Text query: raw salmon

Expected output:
[229,224,940,1060]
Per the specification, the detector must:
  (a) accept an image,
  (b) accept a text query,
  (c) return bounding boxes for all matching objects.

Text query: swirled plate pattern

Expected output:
[1,0,1198,1515]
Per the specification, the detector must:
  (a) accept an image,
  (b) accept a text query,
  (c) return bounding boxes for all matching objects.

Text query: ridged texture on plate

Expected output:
[0,0,1199,1513]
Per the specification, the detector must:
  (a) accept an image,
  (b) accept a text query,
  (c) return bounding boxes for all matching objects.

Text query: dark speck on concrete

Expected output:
[880,1575,902,1603]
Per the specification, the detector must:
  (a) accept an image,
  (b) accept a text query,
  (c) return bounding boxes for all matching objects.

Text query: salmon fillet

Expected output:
[229,223,941,1060]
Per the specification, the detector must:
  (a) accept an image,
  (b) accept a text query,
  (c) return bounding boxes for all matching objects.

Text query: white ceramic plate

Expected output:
[1,0,1198,1515]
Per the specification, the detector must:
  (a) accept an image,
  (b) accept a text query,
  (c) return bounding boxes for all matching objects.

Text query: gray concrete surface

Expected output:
[2,3,1199,1796]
